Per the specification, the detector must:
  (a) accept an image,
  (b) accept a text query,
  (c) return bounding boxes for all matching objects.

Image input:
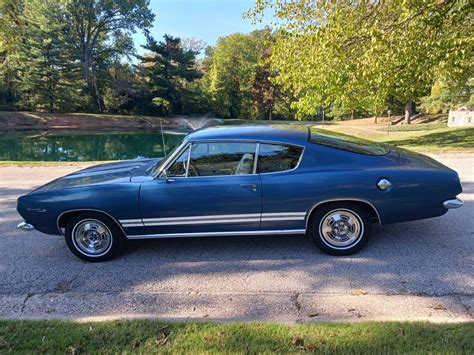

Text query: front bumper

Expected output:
[443,198,464,209]
[18,221,35,231]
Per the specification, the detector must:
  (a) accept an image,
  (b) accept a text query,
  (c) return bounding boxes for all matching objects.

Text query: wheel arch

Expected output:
[305,199,382,230]
[57,209,126,236]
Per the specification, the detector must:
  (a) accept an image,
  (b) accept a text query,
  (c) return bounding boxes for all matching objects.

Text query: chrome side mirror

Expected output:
[162,169,175,183]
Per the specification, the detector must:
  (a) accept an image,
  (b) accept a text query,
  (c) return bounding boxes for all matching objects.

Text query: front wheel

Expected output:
[65,213,124,262]
[308,203,372,256]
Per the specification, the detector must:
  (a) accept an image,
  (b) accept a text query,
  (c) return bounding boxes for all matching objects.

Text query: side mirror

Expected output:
[162,169,175,183]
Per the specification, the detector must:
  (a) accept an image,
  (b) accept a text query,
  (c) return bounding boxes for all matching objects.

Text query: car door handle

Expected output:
[241,183,258,192]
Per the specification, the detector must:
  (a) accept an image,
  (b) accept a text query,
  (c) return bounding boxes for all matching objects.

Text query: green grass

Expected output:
[378,122,448,132]
[384,127,474,151]
[323,125,474,152]
[0,320,473,353]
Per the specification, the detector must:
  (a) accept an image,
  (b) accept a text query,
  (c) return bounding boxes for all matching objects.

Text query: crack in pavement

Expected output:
[291,292,302,322]
[20,293,33,314]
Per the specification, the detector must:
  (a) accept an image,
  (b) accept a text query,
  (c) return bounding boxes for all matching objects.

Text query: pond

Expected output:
[0,131,188,161]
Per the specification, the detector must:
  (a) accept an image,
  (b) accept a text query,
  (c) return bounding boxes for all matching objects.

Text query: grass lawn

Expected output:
[322,124,474,153]
[0,320,472,353]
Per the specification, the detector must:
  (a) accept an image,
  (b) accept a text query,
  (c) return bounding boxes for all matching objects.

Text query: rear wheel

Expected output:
[308,203,372,256]
[65,213,124,262]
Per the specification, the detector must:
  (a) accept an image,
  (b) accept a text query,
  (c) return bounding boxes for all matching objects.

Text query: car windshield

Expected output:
[309,127,390,155]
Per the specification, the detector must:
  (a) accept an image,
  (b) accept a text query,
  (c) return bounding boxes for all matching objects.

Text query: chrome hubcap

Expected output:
[73,219,112,256]
[319,209,362,248]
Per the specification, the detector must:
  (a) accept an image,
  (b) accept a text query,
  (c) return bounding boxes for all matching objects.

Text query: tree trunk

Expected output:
[268,107,273,121]
[374,115,378,124]
[351,109,354,120]
[82,48,103,112]
[404,100,413,124]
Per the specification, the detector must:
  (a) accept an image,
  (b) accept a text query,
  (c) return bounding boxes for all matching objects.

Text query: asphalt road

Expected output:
[0,154,473,322]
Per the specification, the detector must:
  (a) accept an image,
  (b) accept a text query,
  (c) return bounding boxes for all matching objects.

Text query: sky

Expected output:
[133,0,271,53]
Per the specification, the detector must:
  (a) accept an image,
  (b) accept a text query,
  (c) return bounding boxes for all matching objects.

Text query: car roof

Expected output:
[185,125,309,145]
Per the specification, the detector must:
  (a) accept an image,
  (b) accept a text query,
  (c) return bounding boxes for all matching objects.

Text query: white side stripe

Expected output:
[120,219,142,223]
[119,212,307,228]
[143,213,261,223]
[127,229,306,239]
[261,217,305,221]
[144,218,261,226]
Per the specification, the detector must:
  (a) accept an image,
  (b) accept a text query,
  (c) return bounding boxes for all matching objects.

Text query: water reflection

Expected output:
[0,131,187,161]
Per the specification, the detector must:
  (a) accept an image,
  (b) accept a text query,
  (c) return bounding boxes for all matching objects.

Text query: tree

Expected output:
[205,31,267,119]
[250,0,473,123]
[138,34,202,115]
[103,62,144,114]
[0,0,23,108]
[13,0,84,112]
[64,0,154,111]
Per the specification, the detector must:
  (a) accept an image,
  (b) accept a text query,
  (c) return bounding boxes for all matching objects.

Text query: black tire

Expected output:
[308,202,372,256]
[64,212,124,262]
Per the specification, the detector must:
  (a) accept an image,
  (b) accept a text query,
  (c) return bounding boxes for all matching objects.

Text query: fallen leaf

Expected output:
[350,289,368,296]
[156,335,168,346]
[431,303,447,310]
[291,336,304,347]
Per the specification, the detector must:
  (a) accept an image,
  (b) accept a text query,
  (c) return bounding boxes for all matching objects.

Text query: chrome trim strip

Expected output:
[119,219,142,223]
[261,217,305,221]
[56,209,129,236]
[121,223,144,228]
[187,138,306,149]
[126,229,306,239]
[144,218,261,226]
[262,212,306,217]
[253,142,260,175]
[305,198,383,227]
[142,213,261,222]
[185,143,192,178]
[443,198,463,209]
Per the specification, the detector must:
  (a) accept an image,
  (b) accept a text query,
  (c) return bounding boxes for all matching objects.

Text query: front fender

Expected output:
[17,183,141,235]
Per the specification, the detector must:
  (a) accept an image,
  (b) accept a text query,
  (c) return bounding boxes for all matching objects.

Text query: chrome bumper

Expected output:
[18,221,35,231]
[443,198,464,209]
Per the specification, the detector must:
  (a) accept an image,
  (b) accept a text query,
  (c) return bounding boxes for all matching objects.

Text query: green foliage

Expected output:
[420,78,473,114]
[137,35,203,115]
[204,29,295,120]
[12,0,85,112]
[103,62,145,114]
[206,32,265,118]
[250,0,473,121]
[64,0,155,111]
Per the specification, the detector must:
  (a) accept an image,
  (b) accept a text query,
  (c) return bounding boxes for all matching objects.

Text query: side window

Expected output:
[188,142,257,177]
[257,144,303,173]
[167,146,190,177]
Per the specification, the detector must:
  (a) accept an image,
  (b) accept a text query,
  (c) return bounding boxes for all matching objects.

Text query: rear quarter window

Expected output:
[257,144,303,173]
[309,128,389,155]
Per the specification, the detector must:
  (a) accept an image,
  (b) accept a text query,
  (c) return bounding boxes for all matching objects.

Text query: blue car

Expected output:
[17,126,463,261]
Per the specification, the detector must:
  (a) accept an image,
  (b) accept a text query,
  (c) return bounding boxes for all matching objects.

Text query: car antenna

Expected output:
[159,118,167,156]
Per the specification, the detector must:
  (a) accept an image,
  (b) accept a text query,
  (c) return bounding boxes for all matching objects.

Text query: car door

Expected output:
[135,141,262,237]
[257,143,307,232]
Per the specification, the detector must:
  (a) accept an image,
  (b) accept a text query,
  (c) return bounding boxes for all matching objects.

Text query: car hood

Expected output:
[33,159,159,191]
